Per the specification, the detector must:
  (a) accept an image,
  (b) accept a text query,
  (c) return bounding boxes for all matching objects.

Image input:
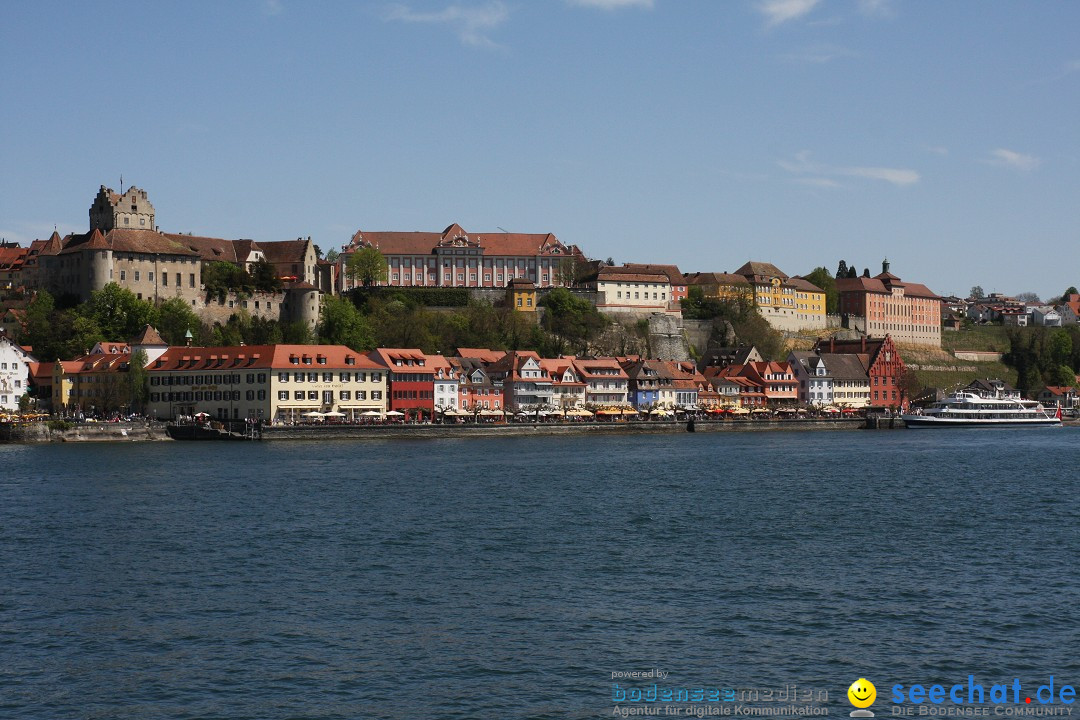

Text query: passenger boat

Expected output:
[901,391,1061,428]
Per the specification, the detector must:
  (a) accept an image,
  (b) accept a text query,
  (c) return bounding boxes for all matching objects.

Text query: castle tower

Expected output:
[89,185,155,232]
[286,283,321,329]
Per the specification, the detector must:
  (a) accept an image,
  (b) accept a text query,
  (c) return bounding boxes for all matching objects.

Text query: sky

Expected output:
[2,0,1078,300]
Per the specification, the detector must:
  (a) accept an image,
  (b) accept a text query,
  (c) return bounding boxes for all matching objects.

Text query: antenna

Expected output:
[497,226,510,233]
[120,174,124,194]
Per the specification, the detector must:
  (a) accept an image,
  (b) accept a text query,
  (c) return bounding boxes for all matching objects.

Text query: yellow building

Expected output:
[688,263,827,332]
[507,277,538,312]
[146,344,387,423]
[52,353,133,415]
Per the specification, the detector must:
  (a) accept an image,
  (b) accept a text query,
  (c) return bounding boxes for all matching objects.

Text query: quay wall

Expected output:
[262,418,866,441]
[0,422,170,443]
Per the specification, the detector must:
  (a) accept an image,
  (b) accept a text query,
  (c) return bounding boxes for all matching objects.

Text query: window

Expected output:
[120,270,126,281]
[341,372,351,382]
[135,271,141,282]
[308,391,318,400]
[294,391,304,400]
[279,373,289,382]
[279,391,288,400]
[149,272,154,282]
[176,273,181,287]
[340,391,351,400]
[372,390,382,400]
[189,274,195,288]
[162,273,168,286]
[308,373,317,382]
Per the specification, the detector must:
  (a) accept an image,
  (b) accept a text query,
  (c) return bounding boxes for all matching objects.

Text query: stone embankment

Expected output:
[262,418,865,441]
[0,422,170,443]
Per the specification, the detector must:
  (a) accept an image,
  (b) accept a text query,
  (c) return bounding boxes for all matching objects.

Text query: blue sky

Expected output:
[2,0,1078,299]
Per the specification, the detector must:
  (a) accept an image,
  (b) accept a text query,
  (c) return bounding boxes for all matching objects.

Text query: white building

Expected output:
[0,334,35,412]
[788,350,833,407]
[1032,306,1062,327]
[428,355,460,414]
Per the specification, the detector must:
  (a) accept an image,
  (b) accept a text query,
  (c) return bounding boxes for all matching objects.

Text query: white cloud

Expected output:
[384,2,509,48]
[844,166,920,185]
[779,150,920,187]
[793,177,842,188]
[757,0,821,27]
[566,0,653,8]
[857,0,895,18]
[780,43,855,64]
[986,148,1041,171]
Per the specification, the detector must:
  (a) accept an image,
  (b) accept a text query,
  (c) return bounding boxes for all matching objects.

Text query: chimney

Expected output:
[861,336,867,352]
[882,257,890,274]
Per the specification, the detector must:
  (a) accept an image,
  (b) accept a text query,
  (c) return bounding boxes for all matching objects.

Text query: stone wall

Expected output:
[649,313,690,361]
[196,290,286,326]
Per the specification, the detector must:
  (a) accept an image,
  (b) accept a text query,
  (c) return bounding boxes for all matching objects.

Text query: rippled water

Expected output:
[2,429,1079,719]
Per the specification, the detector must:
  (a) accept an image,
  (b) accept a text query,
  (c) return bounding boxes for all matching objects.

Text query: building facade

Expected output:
[0,334,33,412]
[339,224,584,291]
[836,260,941,347]
[146,344,386,422]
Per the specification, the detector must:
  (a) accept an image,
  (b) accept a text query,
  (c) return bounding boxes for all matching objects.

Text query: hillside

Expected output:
[898,343,1016,393]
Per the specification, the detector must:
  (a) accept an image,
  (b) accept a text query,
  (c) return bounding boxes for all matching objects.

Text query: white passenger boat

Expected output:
[902,391,1061,428]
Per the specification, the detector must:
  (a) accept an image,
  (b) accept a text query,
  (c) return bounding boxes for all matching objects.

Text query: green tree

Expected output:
[62,314,106,358]
[539,287,607,353]
[83,283,157,341]
[281,320,315,344]
[346,247,389,287]
[325,248,339,264]
[250,258,283,292]
[202,261,253,300]
[803,267,839,314]
[157,297,202,345]
[836,260,848,279]
[318,295,376,351]
[127,348,149,413]
[970,286,985,299]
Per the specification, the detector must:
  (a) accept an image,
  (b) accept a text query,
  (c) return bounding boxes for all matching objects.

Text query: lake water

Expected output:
[2,429,1079,719]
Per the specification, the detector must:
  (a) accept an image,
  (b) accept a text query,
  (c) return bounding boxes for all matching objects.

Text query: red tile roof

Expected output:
[149,345,379,371]
[349,224,574,258]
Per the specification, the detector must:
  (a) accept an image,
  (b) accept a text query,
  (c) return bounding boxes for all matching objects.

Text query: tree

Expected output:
[836,260,848,279]
[1015,292,1041,304]
[317,295,375,351]
[555,256,586,287]
[896,366,922,408]
[313,244,323,260]
[970,286,985,300]
[83,283,157,341]
[127,348,149,413]
[346,247,389,287]
[804,267,839,314]
[250,258,282,292]
[539,287,607,354]
[862,268,870,278]
[202,261,253,300]
[1063,286,1078,301]
[847,266,857,278]
[325,248,339,264]
[157,297,202,345]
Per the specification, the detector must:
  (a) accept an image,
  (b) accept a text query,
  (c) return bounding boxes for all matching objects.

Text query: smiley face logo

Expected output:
[848,678,876,709]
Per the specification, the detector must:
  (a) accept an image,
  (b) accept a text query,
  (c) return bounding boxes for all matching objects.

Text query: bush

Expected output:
[47,420,74,432]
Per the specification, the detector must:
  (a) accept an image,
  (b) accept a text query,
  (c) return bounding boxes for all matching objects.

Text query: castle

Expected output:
[19,186,325,330]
